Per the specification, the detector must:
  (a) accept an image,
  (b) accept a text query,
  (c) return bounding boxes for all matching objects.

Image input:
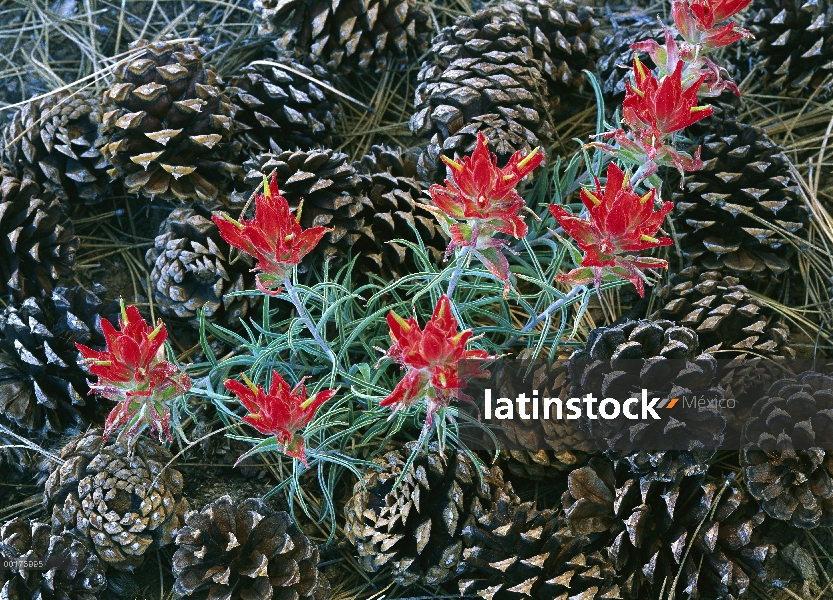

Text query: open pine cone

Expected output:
[173,495,330,600]
[1,90,109,204]
[100,39,241,206]
[44,430,189,571]
[0,518,106,600]
[145,207,257,327]
[344,441,509,586]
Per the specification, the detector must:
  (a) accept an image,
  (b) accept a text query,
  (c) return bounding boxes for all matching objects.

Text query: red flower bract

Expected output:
[689,0,751,29]
[212,173,331,295]
[381,295,493,428]
[225,371,335,466]
[76,304,190,443]
[549,162,674,296]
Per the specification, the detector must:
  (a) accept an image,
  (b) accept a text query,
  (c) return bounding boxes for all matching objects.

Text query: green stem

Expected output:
[283,277,337,366]
[502,285,586,348]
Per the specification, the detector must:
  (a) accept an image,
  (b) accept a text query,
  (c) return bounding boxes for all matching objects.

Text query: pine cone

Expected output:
[596,15,666,104]
[241,148,367,268]
[564,457,773,599]
[567,319,726,464]
[172,495,330,600]
[410,7,553,183]
[459,486,621,600]
[255,0,431,73]
[0,284,118,436]
[672,120,807,279]
[352,144,448,277]
[227,60,340,157]
[0,518,106,600]
[344,441,508,586]
[745,0,833,100]
[1,90,109,204]
[145,207,258,327]
[741,371,833,529]
[0,166,78,300]
[100,39,241,206]
[43,430,189,571]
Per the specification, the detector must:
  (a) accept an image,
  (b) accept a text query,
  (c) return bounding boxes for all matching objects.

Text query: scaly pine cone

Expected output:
[43,430,189,571]
[100,39,241,206]
[145,207,258,327]
[741,371,833,529]
[596,14,666,104]
[227,60,340,157]
[0,166,78,301]
[1,90,109,204]
[0,518,106,599]
[172,495,330,600]
[254,0,431,73]
[344,441,508,586]
[0,284,117,436]
[672,120,807,279]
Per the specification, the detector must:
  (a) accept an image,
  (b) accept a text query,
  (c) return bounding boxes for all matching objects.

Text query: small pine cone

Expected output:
[564,457,774,599]
[653,266,794,357]
[0,284,118,436]
[353,145,448,277]
[172,495,330,600]
[410,7,553,182]
[1,90,109,204]
[495,349,595,479]
[145,207,258,327]
[0,166,78,300]
[0,518,106,599]
[344,441,509,586]
[568,319,726,465]
[227,60,340,157]
[459,488,621,600]
[596,15,666,104]
[241,149,367,267]
[255,0,431,73]
[741,371,833,529]
[100,39,241,206]
[672,120,807,279]
[745,0,833,100]
[43,430,189,571]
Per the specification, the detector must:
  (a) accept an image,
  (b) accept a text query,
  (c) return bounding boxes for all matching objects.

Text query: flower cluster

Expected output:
[76,303,190,443]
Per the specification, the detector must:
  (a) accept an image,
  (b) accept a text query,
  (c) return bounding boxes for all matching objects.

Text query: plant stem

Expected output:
[446,223,479,298]
[283,277,337,365]
[503,285,586,348]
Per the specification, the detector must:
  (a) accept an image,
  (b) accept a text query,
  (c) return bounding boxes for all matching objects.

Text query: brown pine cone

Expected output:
[43,430,189,571]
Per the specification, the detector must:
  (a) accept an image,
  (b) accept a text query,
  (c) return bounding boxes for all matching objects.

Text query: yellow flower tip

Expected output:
[634,55,647,78]
[390,311,412,333]
[639,191,653,205]
[441,155,464,172]
[584,189,602,206]
[221,213,245,230]
[93,360,112,366]
[517,147,540,170]
[623,170,631,189]
[262,175,271,198]
[690,105,712,114]
[240,372,259,394]
[296,198,304,224]
[641,234,660,243]
[148,321,165,342]
[119,298,128,324]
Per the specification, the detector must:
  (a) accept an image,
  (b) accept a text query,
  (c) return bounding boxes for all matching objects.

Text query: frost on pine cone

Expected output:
[459,485,621,600]
[745,0,833,99]
[564,458,773,599]
[0,518,106,600]
[0,166,78,301]
[172,495,330,600]
[254,0,431,73]
[44,430,189,571]
[145,207,257,327]
[672,120,806,279]
[100,39,241,206]
[0,284,117,436]
[1,90,109,204]
[353,144,448,277]
[741,372,833,529]
[227,61,340,157]
[410,6,553,183]
[344,442,508,586]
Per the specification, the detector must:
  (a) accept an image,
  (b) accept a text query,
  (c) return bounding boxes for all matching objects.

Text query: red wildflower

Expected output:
[382,295,493,428]
[549,162,674,296]
[426,132,543,293]
[76,303,190,443]
[213,173,331,295]
[225,371,335,466]
[672,0,751,49]
[689,0,751,29]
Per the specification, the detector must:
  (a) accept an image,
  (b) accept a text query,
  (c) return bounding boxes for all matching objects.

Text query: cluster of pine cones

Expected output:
[0,0,830,597]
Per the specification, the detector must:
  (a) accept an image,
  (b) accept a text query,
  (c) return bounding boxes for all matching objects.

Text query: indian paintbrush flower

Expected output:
[381,295,493,430]
[76,302,190,443]
[673,0,752,49]
[549,162,674,296]
[224,371,335,465]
